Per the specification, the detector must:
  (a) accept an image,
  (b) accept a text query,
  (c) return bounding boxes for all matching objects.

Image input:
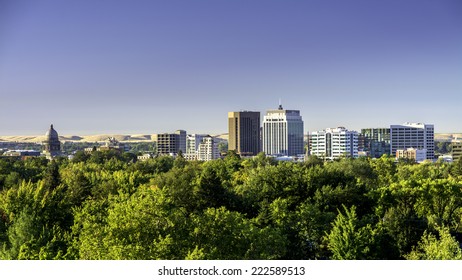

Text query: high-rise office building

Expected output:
[310,127,358,160]
[390,123,434,160]
[228,111,261,156]
[155,129,186,155]
[262,104,304,156]
[176,130,186,154]
[360,128,391,158]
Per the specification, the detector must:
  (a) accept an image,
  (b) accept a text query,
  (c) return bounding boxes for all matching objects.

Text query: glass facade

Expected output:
[360,128,391,158]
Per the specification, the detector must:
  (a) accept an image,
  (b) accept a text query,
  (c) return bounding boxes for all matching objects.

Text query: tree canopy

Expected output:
[1,152,462,259]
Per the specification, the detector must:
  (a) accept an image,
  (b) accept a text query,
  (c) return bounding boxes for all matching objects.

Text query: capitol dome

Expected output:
[45,124,59,141]
[43,124,61,157]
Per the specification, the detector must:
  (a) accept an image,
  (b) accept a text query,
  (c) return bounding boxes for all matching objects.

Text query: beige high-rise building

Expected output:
[228,111,261,156]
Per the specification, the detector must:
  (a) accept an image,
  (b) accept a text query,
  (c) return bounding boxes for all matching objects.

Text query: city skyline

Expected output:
[1,0,461,135]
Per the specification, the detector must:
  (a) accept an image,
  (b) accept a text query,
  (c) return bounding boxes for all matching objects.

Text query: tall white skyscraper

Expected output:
[390,122,434,160]
[310,127,358,160]
[262,104,304,156]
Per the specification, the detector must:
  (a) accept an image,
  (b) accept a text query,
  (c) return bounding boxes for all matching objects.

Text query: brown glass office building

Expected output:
[228,111,261,156]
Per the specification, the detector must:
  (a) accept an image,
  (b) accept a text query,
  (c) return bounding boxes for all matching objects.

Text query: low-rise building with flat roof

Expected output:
[396,148,427,163]
[3,150,41,160]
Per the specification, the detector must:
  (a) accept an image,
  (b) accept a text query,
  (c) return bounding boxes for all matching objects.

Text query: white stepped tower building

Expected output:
[262,104,304,156]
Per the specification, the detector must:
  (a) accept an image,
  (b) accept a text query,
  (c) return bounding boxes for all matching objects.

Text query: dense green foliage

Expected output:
[434,141,452,155]
[1,152,462,260]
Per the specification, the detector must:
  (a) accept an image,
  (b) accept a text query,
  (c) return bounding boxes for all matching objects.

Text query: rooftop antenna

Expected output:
[278,98,283,110]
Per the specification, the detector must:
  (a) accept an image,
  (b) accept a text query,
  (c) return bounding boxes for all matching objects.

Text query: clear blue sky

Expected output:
[1,0,461,135]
